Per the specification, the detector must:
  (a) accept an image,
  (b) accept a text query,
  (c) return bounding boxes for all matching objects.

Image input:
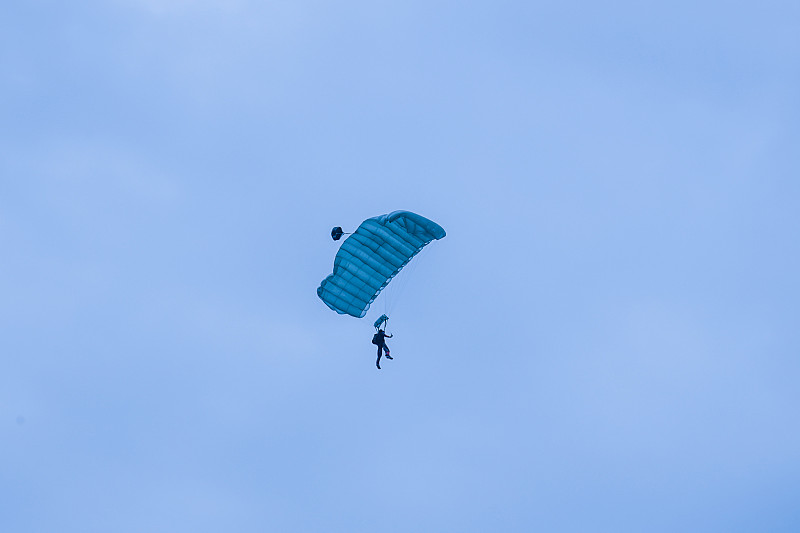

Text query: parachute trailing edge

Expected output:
[317,210,446,318]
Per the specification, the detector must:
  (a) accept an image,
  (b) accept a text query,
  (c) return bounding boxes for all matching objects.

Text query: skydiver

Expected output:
[373,329,393,369]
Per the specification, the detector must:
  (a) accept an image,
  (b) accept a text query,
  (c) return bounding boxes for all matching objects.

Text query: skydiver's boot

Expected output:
[385,352,393,360]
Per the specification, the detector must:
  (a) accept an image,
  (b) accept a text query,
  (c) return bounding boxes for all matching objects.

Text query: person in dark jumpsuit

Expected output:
[374,329,393,369]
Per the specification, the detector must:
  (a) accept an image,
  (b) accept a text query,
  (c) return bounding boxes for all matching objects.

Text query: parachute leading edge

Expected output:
[317,210,446,318]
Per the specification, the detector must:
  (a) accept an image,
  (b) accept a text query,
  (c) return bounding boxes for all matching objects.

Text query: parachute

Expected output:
[317,210,446,318]
[373,314,389,330]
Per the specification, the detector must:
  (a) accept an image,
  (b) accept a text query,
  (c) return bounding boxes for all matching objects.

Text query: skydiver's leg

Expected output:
[384,344,392,359]
[376,345,382,369]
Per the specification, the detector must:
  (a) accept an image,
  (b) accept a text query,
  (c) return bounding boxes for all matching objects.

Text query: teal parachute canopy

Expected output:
[318,210,446,318]
[373,314,389,330]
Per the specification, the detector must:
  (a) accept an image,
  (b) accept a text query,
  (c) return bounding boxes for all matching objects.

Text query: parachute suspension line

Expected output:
[382,251,422,317]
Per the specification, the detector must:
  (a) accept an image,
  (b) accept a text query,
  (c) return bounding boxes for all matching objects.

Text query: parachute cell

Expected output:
[317,210,445,318]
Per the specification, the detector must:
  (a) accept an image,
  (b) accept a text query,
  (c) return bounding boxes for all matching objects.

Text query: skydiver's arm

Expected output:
[386,334,393,338]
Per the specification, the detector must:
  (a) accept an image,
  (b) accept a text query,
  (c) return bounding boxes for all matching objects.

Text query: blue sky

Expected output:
[2,1,799,531]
